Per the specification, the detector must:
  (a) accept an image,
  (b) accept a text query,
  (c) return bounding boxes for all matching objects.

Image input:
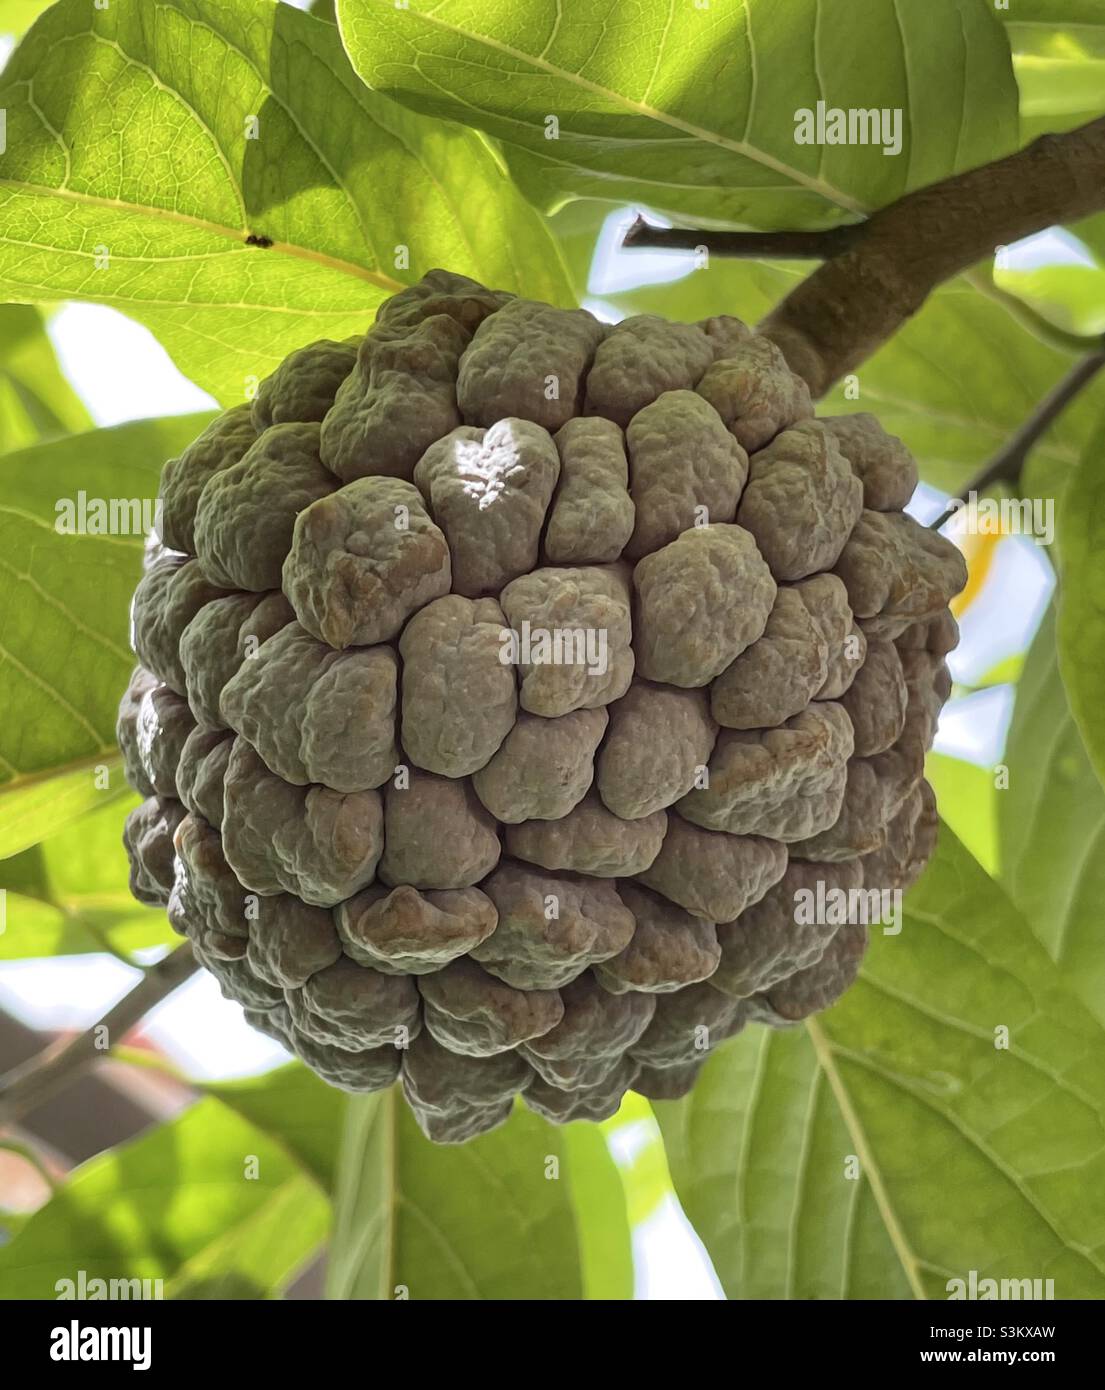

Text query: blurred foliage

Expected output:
[0,306,89,451]
[0,1097,330,1299]
[0,0,1103,1304]
[0,792,172,960]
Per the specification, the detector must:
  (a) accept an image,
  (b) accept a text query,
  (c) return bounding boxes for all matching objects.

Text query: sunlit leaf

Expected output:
[337,0,1017,228]
[0,414,213,857]
[0,0,572,404]
[0,789,174,959]
[925,752,998,877]
[0,1098,329,1299]
[205,1063,347,1192]
[995,265,1105,338]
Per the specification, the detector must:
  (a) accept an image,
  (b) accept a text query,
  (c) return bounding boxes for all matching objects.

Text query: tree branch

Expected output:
[622,214,859,259]
[928,348,1105,532]
[622,117,1105,397]
[0,942,198,1130]
[761,116,1105,395]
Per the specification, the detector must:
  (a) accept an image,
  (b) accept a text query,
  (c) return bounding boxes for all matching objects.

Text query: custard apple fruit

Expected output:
[119,270,966,1143]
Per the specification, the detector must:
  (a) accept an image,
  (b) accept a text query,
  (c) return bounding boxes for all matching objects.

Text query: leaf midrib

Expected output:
[355,0,868,215]
[0,179,403,293]
[805,1016,928,1300]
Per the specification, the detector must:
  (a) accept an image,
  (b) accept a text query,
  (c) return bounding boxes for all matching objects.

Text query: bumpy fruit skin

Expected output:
[121,270,966,1142]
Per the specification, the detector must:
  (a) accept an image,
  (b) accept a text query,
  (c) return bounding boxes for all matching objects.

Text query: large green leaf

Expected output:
[328,1089,628,1299]
[336,0,1018,229]
[657,1025,912,1299]
[1004,1,1105,20]
[604,263,1105,493]
[924,751,998,878]
[561,1121,633,1299]
[0,413,213,857]
[0,758,127,863]
[0,0,572,406]
[0,1,59,38]
[0,305,90,451]
[0,1097,329,1299]
[656,828,1105,1299]
[1003,3,1105,137]
[1057,414,1105,791]
[1000,607,1105,1023]
[205,1063,347,1193]
[995,264,1105,337]
[0,790,175,958]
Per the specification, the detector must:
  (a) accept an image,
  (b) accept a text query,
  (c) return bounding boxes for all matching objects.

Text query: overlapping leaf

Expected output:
[0,1097,329,1299]
[0,0,573,404]
[328,1090,630,1300]
[0,790,174,958]
[336,0,1018,228]
[205,1062,347,1192]
[925,751,998,878]
[656,829,1105,1299]
[0,413,212,857]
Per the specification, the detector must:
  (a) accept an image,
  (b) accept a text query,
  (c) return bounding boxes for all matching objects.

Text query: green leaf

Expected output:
[995,264,1105,338]
[0,756,129,863]
[1057,413,1105,792]
[0,0,572,406]
[561,1122,633,1299]
[328,1090,605,1299]
[976,651,1026,688]
[336,0,1018,229]
[604,1091,675,1227]
[205,1063,347,1193]
[0,1098,329,1299]
[656,828,1105,1299]
[603,263,1105,494]
[924,753,999,878]
[0,413,213,855]
[1015,54,1105,136]
[658,1025,914,1299]
[1002,6,1105,137]
[0,1,60,38]
[1004,1,1105,20]
[1001,606,1105,1023]
[1072,213,1105,265]
[0,305,90,451]
[0,789,175,959]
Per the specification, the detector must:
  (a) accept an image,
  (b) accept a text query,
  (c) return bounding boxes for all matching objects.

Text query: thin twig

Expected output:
[929,348,1105,531]
[0,942,198,1130]
[622,213,859,259]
